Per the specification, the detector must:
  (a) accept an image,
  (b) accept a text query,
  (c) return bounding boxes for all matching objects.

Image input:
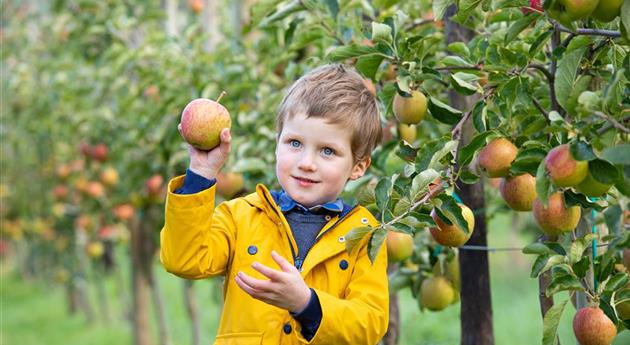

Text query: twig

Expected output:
[435,65,482,71]
[554,22,622,38]
[452,110,473,142]
[406,18,435,30]
[527,64,554,84]
[532,98,549,120]
[594,112,630,134]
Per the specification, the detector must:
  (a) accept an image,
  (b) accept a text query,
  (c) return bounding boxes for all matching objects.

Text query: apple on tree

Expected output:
[478,138,518,178]
[393,90,427,125]
[591,0,623,22]
[386,231,414,263]
[544,144,588,187]
[532,192,581,235]
[419,276,455,311]
[546,0,600,28]
[572,306,617,345]
[499,173,537,211]
[429,204,475,247]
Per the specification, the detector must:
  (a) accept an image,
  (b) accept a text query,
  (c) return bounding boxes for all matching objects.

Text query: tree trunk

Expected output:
[149,266,172,345]
[184,280,201,345]
[66,280,80,314]
[382,263,400,345]
[445,5,494,345]
[131,211,153,345]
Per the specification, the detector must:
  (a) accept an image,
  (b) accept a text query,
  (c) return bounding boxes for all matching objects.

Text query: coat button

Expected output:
[324,215,331,221]
[283,323,292,334]
[338,236,345,243]
[339,259,349,270]
[247,245,258,255]
[361,217,369,224]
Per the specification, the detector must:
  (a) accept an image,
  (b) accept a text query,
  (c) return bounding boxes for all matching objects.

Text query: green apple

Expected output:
[591,0,622,22]
[546,0,600,27]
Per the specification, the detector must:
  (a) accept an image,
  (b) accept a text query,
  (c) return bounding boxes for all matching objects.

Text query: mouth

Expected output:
[292,176,320,184]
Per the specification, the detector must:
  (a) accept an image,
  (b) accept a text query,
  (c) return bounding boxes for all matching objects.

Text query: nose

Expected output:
[297,151,317,172]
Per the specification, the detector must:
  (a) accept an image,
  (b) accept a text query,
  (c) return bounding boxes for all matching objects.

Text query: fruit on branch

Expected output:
[546,0,600,27]
[181,98,231,150]
[533,192,581,235]
[478,138,518,178]
[86,181,105,198]
[91,143,108,162]
[113,204,134,221]
[591,0,623,22]
[386,231,414,263]
[145,174,164,197]
[100,167,119,187]
[393,90,427,125]
[499,173,537,211]
[544,144,588,187]
[216,171,244,199]
[398,123,417,144]
[419,276,455,311]
[188,0,203,14]
[53,185,69,200]
[572,306,617,345]
[522,0,544,14]
[429,204,475,247]
[432,258,460,291]
[86,241,105,258]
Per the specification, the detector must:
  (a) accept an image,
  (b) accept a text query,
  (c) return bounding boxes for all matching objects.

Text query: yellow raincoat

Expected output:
[160,175,389,345]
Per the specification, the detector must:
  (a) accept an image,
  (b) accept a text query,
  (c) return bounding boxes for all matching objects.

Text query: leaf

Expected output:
[564,190,605,211]
[472,100,486,133]
[523,243,558,256]
[554,47,586,112]
[326,44,381,62]
[622,0,630,42]
[356,55,385,81]
[372,22,392,43]
[259,0,306,28]
[447,42,470,59]
[529,30,553,57]
[231,158,267,173]
[323,0,339,21]
[589,159,620,185]
[535,160,551,206]
[546,274,583,297]
[569,141,596,161]
[435,194,471,234]
[542,300,569,345]
[458,130,496,167]
[531,255,550,278]
[433,0,455,20]
[602,144,630,165]
[345,226,373,253]
[428,97,463,125]
[505,12,540,44]
[428,140,458,170]
[410,169,439,200]
[368,227,387,264]
[540,255,567,277]
[375,177,393,212]
[416,136,450,172]
[568,239,587,264]
[603,205,622,236]
[572,257,590,279]
[450,73,479,95]
[510,147,547,176]
[604,273,630,293]
[441,55,474,67]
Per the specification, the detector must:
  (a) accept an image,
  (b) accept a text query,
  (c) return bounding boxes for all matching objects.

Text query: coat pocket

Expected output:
[214,332,263,345]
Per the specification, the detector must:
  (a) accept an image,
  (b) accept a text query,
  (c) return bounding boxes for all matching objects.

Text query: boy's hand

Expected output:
[178,125,231,180]
[235,251,311,313]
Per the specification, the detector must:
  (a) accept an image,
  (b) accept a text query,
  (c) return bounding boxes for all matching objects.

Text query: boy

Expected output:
[160,64,389,344]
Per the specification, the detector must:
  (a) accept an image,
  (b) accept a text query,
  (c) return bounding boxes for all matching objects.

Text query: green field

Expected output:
[2,213,629,345]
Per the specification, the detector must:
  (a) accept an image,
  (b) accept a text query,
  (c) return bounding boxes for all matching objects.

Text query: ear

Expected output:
[349,157,371,180]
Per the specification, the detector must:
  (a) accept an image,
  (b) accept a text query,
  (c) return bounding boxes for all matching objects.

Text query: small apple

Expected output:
[382,63,396,81]
[188,0,203,14]
[544,144,588,187]
[86,241,105,258]
[591,0,622,22]
[393,90,427,125]
[145,174,164,197]
[522,0,543,14]
[53,185,69,200]
[386,231,414,263]
[398,123,417,144]
[573,306,617,345]
[86,181,105,198]
[478,138,518,178]
[91,143,108,162]
[100,167,119,187]
[216,172,244,199]
[533,192,581,235]
[420,276,455,311]
[143,85,159,100]
[547,0,599,28]
[500,173,537,211]
[56,164,72,179]
[429,204,475,247]
[181,98,231,150]
[113,204,134,221]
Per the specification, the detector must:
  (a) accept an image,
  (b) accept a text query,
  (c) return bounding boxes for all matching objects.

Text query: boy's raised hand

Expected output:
[235,251,311,313]
[178,125,231,180]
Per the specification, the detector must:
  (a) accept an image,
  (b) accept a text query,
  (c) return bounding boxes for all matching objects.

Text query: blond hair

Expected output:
[276,64,382,162]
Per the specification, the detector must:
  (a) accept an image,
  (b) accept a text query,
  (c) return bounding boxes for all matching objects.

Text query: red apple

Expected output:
[91,144,108,162]
[180,98,231,150]
[522,0,543,14]
[113,204,134,221]
[145,174,164,197]
[573,307,617,345]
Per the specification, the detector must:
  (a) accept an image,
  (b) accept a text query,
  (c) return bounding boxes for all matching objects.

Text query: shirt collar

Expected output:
[277,190,344,214]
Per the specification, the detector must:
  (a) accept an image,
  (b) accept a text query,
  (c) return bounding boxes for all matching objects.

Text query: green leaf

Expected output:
[523,243,558,256]
[540,255,567,277]
[535,160,551,206]
[472,100,487,133]
[416,136,450,172]
[435,194,471,234]
[603,205,622,236]
[572,257,590,279]
[622,0,630,42]
[356,55,385,81]
[368,227,388,264]
[410,169,439,201]
[554,47,586,112]
[505,12,540,44]
[542,300,569,345]
[450,73,479,95]
[568,239,587,264]
[564,190,605,211]
[531,255,550,278]
[595,253,616,285]
[323,0,339,21]
[231,158,268,173]
[569,141,596,161]
[546,274,583,297]
[372,22,393,43]
[326,44,381,62]
[428,97,463,125]
[441,55,473,67]
[428,140,458,170]
[602,144,630,165]
[447,42,470,59]
[529,30,553,57]
[510,147,547,176]
[604,273,630,293]
[589,159,620,185]
[345,226,373,253]
[259,0,306,27]
[375,177,393,212]
[458,130,497,166]
[433,0,456,20]
[389,222,415,235]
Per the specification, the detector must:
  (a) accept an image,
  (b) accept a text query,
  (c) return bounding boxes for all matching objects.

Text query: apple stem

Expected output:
[216,91,227,103]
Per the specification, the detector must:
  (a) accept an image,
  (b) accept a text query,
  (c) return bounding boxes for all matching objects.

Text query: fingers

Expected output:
[271,251,296,273]
[218,128,231,156]
[251,262,282,281]
[235,271,273,296]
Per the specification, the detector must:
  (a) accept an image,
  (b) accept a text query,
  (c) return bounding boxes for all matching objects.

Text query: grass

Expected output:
[2,212,630,345]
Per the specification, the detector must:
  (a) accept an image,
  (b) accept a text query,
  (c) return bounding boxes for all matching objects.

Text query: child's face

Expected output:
[276,113,369,208]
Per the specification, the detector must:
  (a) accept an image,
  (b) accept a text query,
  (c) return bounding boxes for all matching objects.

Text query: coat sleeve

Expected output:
[159,175,237,279]
[304,232,389,345]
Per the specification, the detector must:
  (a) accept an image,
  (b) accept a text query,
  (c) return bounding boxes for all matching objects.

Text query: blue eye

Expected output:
[322,147,334,156]
[290,140,301,148]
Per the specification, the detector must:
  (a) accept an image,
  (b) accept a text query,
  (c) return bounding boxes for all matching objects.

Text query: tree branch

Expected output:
[406,18,435,30]
[532,98,549,120]
[527,64,554,84]
[595,113,630,134]
[553,22,622,38]
[435,65,482,71]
